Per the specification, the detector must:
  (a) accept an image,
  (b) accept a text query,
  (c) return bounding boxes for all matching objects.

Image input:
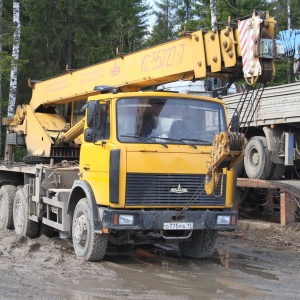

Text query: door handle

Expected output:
[83,167,90,171]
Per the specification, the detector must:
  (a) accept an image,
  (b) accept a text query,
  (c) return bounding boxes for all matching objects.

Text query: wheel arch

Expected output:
[67,180,102,231]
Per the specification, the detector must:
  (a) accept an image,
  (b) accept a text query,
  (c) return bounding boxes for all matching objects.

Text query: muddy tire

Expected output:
[244,137,272,179]
[179,230,218,259]
[72,198,108,261]
[38,223,55,238]
[253,136,286,180]
[13,187,39,238]
[0,185,17,230]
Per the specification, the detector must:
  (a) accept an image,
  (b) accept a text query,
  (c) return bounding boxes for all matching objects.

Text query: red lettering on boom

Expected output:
[141,44,186,73]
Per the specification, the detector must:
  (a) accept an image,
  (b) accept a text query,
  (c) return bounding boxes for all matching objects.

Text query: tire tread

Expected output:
[72,198,108,261]
[0,185,17,230]
[13,187,39,238]
[179,230,218,259]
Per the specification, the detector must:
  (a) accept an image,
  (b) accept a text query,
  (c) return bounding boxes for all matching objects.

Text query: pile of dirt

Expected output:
[219,222,300,254]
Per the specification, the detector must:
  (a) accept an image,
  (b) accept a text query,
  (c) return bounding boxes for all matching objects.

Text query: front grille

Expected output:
[126,173,226,206]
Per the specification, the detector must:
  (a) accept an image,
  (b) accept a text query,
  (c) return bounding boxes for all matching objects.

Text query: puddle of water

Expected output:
[57,239,279,299]
[58,238,279,282]
[212,248,279,281]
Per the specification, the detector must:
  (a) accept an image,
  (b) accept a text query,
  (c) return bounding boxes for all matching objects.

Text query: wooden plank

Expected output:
[280,192,296,226]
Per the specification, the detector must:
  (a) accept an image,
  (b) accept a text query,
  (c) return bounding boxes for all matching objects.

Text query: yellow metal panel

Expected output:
[191,31,206,78]
[203,31,221,72]
[24,106,53,156]
[35,112,67,139]
[262,11,276,39]
[225,169,235,207]
[126,150,210,174]
[220,28,237,68]
[233,29,242,57]
[79,142,111,206]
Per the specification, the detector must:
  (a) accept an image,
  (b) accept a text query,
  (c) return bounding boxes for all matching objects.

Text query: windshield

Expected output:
[116,96,226,145]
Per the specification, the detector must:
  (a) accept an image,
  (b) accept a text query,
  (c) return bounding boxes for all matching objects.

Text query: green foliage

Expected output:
[146,0,178,46]
[216,0,270,23]
[12,146,27,162]
[20,0,149,73]
[270,0,300,30]
[273,59,295,85]
[15,0,149,105]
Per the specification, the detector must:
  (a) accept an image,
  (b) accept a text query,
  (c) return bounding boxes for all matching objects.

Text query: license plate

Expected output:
[163,222,193,230]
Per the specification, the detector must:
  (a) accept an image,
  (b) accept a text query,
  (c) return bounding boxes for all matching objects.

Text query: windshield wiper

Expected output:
[150,136,197,149]
[181,138,211,144]
[120,135,168,148]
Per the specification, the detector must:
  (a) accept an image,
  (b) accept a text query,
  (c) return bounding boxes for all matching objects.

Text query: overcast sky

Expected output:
[148,0,156,28]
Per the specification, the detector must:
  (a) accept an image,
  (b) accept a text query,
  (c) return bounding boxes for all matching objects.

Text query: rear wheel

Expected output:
[13,187,39,238]
[72,198,108,261]
[0,185,17,230]
[244,136,272,179]
[38,223,55,237]
[179,230,218,259]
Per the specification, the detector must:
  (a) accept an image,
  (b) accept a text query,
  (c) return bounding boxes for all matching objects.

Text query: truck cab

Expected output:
[67,91,238,260]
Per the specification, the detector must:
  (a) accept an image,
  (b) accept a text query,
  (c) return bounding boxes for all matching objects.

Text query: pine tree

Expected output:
[146,0,178,46]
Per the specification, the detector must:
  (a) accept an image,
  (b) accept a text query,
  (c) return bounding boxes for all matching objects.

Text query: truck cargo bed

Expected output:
[223,82,300,127]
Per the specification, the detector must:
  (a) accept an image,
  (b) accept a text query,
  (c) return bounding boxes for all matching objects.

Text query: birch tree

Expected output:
[0,0,3,158]
[210,0,217,30]
[5,0,20,160]
[7,0,20,119]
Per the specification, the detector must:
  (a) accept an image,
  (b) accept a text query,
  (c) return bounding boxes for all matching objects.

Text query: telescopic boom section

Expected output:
[29,11,277,111]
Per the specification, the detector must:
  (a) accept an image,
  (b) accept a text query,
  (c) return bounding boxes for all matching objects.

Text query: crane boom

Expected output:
[29,31,234,110]
[28,11,278,111]
[7,10,279,162]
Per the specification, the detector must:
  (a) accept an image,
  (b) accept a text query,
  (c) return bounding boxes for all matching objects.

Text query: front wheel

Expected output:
[179,230,218,259]
[72,198,108,261]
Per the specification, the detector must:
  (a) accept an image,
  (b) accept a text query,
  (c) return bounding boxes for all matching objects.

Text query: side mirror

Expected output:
[86,100,100,128]
[84,127,100,142]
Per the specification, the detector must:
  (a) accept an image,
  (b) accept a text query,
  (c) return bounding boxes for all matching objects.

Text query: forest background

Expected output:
[0,0,299,159]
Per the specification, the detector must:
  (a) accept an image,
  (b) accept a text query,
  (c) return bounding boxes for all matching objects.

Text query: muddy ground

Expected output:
[0,222,299,300]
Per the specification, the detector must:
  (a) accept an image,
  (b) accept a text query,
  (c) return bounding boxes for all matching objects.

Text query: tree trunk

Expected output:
[210,0,217,30]
[5,0,21,161]
[0,0,3,158]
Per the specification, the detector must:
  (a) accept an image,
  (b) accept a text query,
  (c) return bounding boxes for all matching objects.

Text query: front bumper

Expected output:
[101,209,237,231]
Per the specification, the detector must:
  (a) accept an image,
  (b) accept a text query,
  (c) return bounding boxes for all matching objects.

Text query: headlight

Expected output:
[217,215,231,225]
[119,214,134,225]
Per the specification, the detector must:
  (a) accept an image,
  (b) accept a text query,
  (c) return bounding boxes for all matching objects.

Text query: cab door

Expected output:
[80,100,111,206]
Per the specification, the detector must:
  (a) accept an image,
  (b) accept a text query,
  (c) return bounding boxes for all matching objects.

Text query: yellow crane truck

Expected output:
[0,11,278,260]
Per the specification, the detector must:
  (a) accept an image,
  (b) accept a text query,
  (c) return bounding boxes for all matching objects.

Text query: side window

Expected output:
[98,103,110,140]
